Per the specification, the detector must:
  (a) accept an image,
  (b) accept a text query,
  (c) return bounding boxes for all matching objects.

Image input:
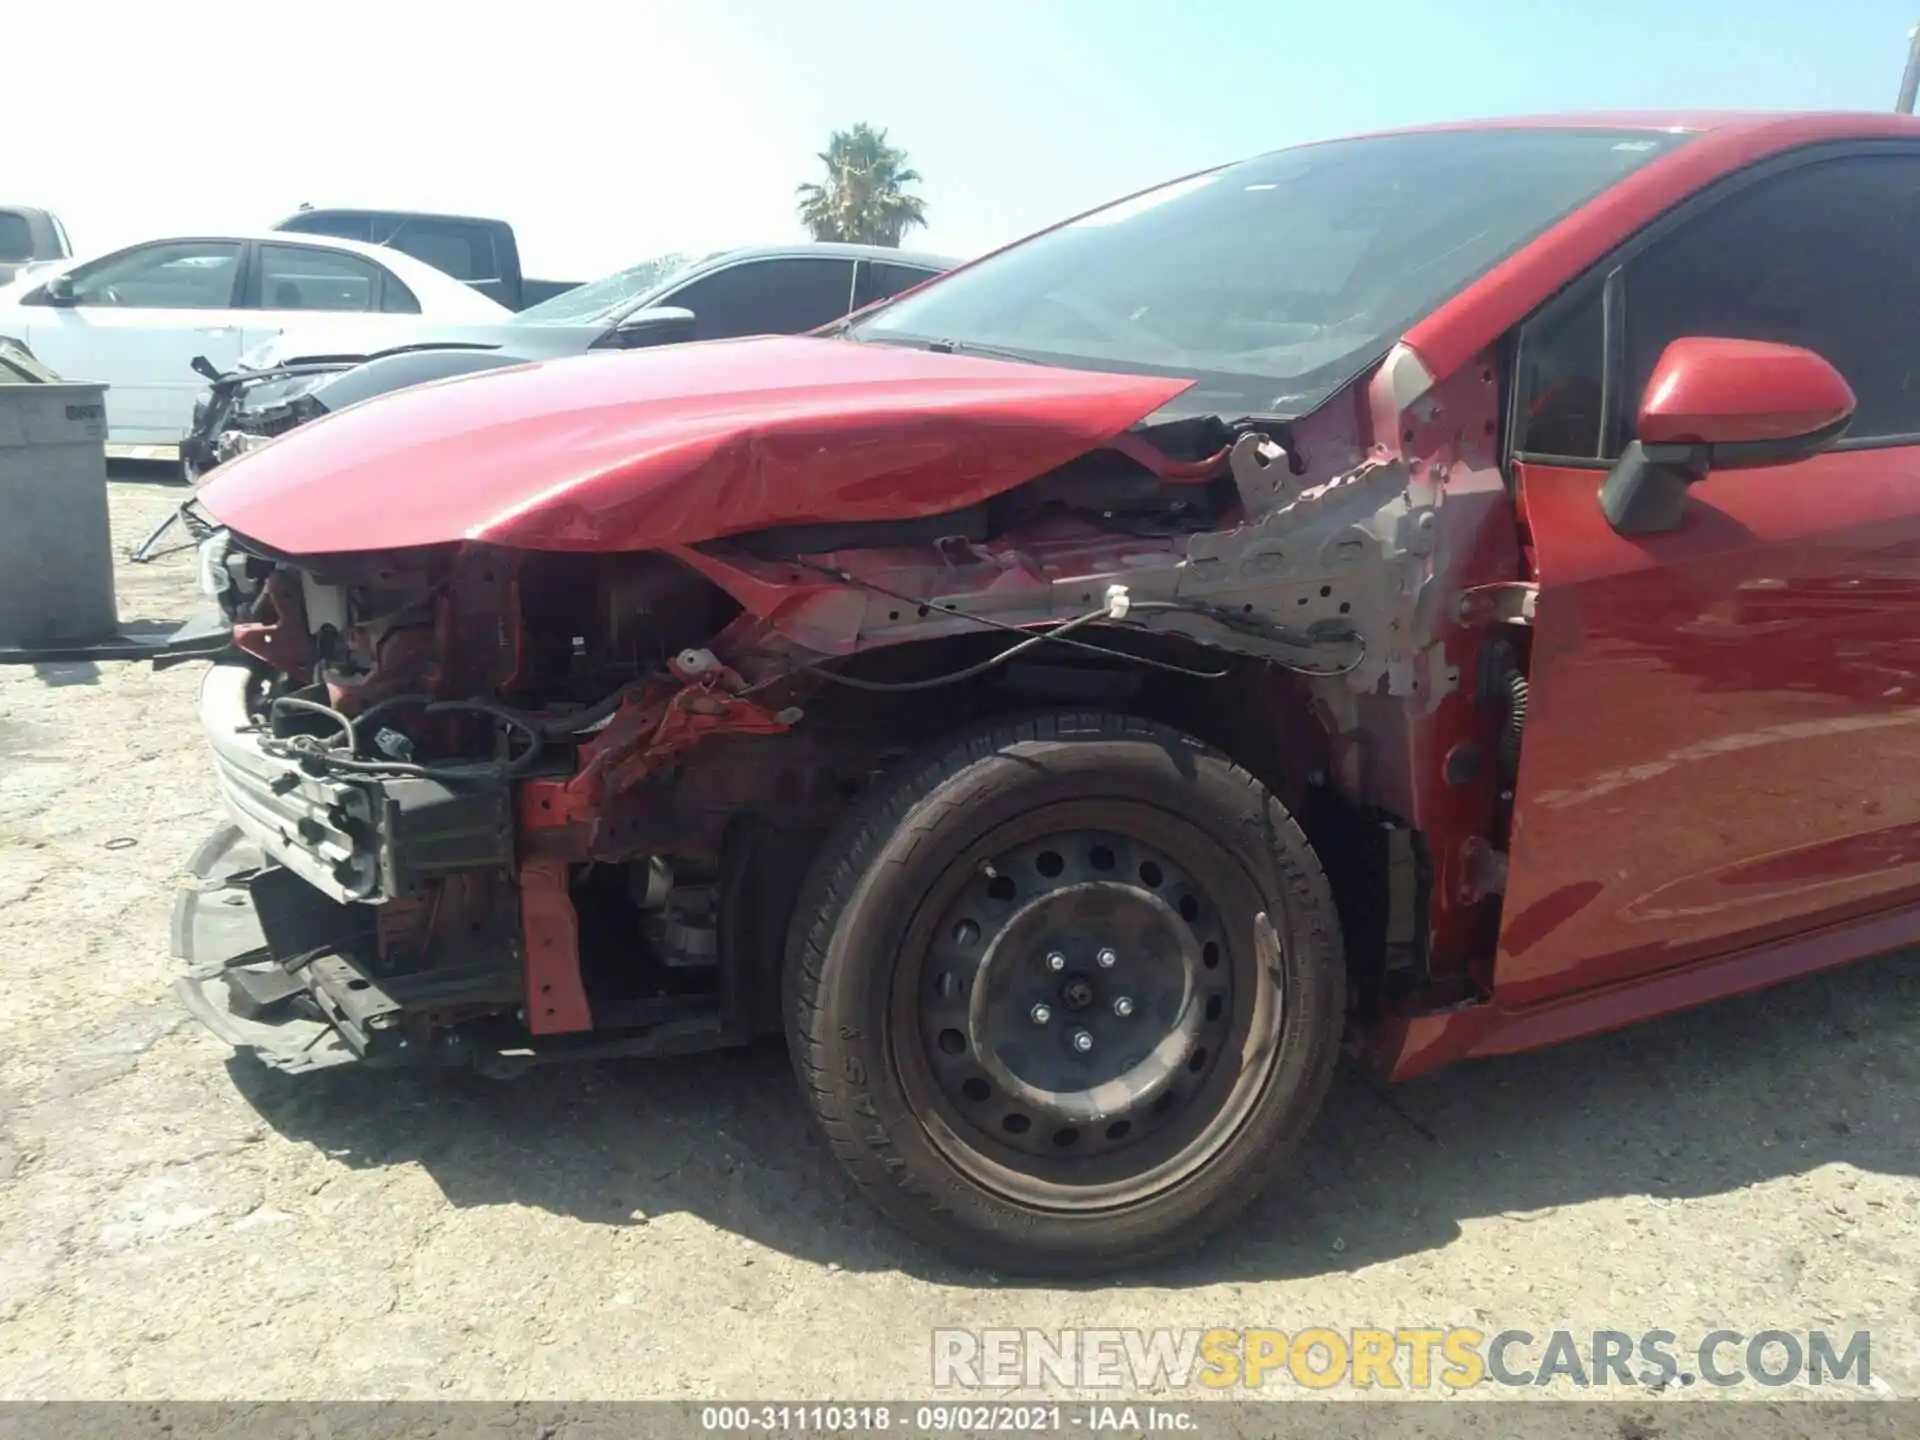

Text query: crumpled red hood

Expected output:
[195,335,1194,556]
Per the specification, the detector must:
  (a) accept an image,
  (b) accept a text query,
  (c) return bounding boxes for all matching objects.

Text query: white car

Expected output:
[0,232,509,447]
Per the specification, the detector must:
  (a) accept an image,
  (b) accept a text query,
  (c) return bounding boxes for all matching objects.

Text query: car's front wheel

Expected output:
[786,711,1345,1274]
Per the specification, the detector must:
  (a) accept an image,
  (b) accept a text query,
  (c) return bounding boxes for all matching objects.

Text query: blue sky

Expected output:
[13,0,1919,280]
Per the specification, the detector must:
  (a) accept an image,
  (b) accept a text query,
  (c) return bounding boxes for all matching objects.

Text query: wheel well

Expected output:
[762,630,1428,1025]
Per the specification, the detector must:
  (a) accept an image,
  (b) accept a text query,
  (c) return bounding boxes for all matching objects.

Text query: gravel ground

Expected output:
[0,481,1914,1404]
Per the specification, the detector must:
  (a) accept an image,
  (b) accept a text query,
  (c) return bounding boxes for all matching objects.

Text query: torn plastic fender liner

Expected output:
[191,336,1195,558]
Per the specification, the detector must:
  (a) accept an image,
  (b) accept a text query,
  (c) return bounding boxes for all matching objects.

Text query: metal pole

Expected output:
[1897,23,1920,113]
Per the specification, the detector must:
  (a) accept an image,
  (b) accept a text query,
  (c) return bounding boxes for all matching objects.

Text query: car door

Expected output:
[15,239,244,443]
[1497,148,1920,1007]
[238,241,425,359]
[660,256,858,339]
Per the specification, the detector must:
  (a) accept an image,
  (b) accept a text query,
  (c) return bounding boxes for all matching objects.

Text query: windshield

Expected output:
[852,127,1692,417]
[514,250,722,326]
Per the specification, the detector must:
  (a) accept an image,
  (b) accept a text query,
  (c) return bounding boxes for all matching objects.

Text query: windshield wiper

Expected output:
[903,337,1046,366]
[926,338,1026,362]
[836,329,1039,365]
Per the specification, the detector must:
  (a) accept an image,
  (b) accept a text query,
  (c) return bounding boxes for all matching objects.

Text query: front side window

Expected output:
[65,241,242,309]
[1511,279,1607,460]
[258,244,389,313]
[669,258,858,338]
[1620,155,1920,443]
[1516,152,1920,457]
[853,128,1691,418]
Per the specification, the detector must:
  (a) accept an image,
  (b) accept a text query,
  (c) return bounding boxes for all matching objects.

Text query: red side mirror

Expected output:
[1602,337,1857,536]
[1638,337,1854,449]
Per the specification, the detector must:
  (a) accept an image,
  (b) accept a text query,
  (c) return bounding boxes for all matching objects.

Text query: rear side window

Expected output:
[668,258,857,338]
[854,260,939,310]
[258,244,391,312]
[0,213,32,262]
[381,276,422,314]
[387,221,497,282]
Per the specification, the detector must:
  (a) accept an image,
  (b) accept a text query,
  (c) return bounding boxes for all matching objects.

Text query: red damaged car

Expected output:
[175,111,1920,1273]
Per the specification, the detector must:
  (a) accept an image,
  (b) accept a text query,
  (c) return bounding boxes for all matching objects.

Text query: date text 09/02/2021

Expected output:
[699,1405,1194,1433]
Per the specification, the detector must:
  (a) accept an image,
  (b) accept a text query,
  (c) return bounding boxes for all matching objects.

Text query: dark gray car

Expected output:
[181,242,956,477]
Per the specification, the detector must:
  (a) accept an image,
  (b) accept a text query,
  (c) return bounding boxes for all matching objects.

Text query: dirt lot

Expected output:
[0,480,1915,1403]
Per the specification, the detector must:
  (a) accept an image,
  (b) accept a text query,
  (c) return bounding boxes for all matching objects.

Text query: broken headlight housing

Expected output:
[196,529,233,602]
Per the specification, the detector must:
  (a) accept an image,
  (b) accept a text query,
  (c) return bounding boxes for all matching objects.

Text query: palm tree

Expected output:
[796,124,928,247]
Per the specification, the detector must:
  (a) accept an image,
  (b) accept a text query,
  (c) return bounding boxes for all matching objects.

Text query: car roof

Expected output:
[1291,109,1920,148]
[275,208,503,226]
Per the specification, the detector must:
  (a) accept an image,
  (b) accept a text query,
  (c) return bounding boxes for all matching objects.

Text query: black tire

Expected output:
[785,711,1344,1275]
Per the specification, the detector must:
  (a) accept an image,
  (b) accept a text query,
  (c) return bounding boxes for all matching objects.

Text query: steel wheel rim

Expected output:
[890,800,1285,1211]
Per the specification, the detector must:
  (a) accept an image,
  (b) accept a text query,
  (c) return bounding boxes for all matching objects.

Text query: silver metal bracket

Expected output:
[1455,582,1537,627]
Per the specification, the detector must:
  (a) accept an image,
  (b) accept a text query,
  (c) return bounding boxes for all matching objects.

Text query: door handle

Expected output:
[194,325,237,335]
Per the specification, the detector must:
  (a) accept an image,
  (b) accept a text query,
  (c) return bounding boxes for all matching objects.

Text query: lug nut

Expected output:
[1046,952,1066,972]
[1112,996,1134,1017]
[1071,1029,1094,1054]
[1097,948,1118,968]
[1031,1003,1052,1025]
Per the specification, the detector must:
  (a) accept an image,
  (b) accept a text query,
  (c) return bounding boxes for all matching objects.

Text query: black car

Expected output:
[181,242,956,477]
